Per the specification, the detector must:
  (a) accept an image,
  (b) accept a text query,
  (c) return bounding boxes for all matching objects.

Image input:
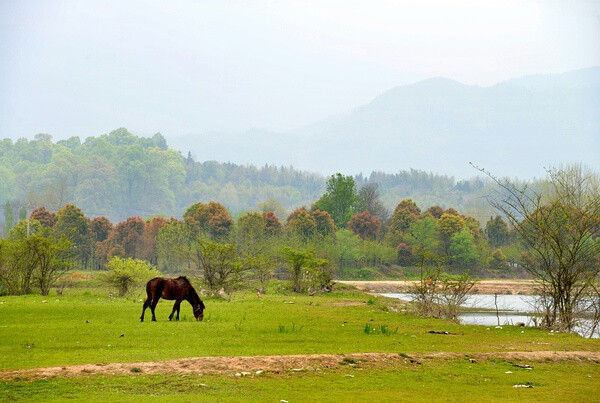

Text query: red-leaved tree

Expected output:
[347,211,381,240]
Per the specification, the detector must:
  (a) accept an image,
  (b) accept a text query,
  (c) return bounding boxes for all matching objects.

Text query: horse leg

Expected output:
[140,298,152,322]
[150,296,160,321]
[169,300,181,321]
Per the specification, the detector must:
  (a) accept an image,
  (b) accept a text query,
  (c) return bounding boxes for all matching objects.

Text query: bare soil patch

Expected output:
[340,280,537,295]
[2,351,598,381]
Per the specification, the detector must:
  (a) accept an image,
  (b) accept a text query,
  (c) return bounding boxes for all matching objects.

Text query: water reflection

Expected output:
[380,293,598,338]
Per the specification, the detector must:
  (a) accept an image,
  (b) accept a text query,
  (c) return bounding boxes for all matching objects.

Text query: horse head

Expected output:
[193,300,205,321]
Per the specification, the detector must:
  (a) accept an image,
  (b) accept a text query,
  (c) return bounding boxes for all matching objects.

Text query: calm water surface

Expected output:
[381,293,598,338]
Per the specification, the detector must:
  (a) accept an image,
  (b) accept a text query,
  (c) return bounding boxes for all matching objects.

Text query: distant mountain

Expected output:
[292,66,600,178]
[175,67,600,179]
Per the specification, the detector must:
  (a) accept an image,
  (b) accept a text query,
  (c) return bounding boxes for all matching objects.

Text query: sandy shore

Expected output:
[339,279,537,295]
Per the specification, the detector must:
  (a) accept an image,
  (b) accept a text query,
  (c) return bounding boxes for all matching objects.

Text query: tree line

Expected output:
[2,164,598,336]
[1,172,522,296]
[1,128,518,228]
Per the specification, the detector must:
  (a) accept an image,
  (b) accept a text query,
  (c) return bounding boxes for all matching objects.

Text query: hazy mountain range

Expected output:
[170,67,599,179]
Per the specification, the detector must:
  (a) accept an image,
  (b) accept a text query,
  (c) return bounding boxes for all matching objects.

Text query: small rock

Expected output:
[255,370,264,375]
[281,400,289,403]
[505,371,512,374]
[291,368,303,372]
[240,371,251,376]
[235,373,241,377]
[515,322,525,327]
[513,384,534,388]
[495,326,503,329]
[42,300,47,303]
[469,358,476,363]
[306,366,315,371]
[119,334,125,338]
[345,374,354,378]
[86,320,90,323]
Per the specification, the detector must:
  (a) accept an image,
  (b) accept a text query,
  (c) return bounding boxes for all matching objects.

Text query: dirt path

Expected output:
[3,351,599,380]
[340,280,537,295]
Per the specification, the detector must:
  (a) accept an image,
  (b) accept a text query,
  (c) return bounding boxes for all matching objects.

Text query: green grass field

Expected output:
[1,281,599,401]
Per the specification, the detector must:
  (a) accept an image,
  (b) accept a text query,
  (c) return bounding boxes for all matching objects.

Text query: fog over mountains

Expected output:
[172,67,599,179]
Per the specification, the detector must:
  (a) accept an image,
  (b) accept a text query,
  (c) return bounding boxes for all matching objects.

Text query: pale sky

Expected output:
[1,0,599,140]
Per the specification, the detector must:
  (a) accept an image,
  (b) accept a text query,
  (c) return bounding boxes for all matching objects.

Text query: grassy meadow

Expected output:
[1,277,599,401]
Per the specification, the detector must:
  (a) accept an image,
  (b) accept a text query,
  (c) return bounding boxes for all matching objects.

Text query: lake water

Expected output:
[381,293,598,338]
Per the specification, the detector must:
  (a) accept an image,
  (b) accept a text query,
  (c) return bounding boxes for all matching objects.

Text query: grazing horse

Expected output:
[140,276,205,322]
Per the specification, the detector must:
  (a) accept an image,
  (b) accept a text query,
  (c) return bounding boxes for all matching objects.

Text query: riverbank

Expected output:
[339,279,537,295]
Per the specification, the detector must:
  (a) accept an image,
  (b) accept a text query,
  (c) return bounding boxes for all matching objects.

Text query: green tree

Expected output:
[100,257,161,297]
[449,229,477,268]
[8,219,43,240]
[335,229,364,267]
[281,247,327,293]
[156,219,192,273]
[387,199,421,246]
[313,173,357,228]
[0,228,72,295]
[28,233,73,295]
[485,215,510,248]
[437,213,466,254]
[257,198,287,222]
[286,207,317,242]
[54,204,92,268]
[191,240,245,297]
[4,201,13,236]
[489,248,508,271]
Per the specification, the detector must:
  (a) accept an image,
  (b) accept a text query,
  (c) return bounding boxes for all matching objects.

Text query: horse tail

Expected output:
[145,278,157,303]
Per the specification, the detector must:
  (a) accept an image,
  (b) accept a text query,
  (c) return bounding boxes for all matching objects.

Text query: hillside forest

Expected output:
[1,152,523,297]
[0,128,532,229]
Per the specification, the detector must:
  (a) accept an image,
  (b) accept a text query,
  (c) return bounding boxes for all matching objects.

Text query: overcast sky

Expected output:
[1,0,599,141]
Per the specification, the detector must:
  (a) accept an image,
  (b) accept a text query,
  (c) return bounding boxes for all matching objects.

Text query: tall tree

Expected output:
[437,213,466,254]
[478,164,600,332]
[286,207,317,241]
[313,173,357,228]
[485,215,510,248]
[355,183,389,223]
[54,204,91,268]
[4,201,13,236]
[390,199,421,235]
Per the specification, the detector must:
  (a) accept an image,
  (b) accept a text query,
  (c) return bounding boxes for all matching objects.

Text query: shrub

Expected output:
[100,257,160,296]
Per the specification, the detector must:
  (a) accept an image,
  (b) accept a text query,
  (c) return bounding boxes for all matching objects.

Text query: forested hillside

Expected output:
[1,128,504,231]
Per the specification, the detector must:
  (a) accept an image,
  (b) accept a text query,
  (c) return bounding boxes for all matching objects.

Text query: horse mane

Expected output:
[177,276,202,305]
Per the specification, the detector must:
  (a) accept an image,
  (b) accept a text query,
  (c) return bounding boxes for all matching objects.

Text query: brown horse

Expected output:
[140,276,205,322]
